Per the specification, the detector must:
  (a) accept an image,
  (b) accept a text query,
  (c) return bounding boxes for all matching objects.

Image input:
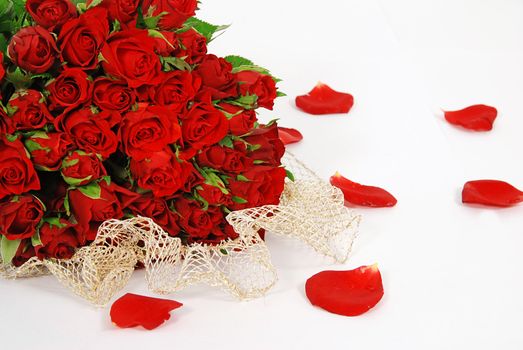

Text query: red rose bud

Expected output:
[219,103,257,136]
[120,104,181,160]
[35,218,80,260]
[58,7,109,69]
[330,172,397,208]
[11,242,36,267]
[306,264,384,317]
[7,89,53,131]
[130,150,193,197]
[61,151,107,187]
[46,68,93,112]
[153,31,178,57]
[69,181,138,243]
[129,195,180,237]
[110,293,183,330]
[26,0,78,30]
[101,29,161,88]
[87,0,140,28]
[444,104,497,131]
[180,102,228,156]
[228,166,286,210]
[244,123,285,166]
[55,108,118,159]
[174,198,214,240]
[142,0,197,30]
[0,137,40,199]
[0,52,5,82]
[462,180,523,207]
[237,70,278,110]
[278,126,303,145]
[198,145,253,174]
[296,83,354,115]
[93,77,136,113]
[0,195,44,241]
[194,54,238,100]
[198,183,232,206]
[8,26,58,74]
[0,108,15,135]
[176,29,207,64]
[154,71,201,110]
[25,132,75,171]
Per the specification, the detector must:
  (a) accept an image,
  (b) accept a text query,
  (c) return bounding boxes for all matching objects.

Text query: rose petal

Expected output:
[305,264,384,316]
[444,104,497,131]
[330,172,397,207]
[295,83,354,115]
[110,293,183,330]
[278,127,303,145]
[462,180,523,207]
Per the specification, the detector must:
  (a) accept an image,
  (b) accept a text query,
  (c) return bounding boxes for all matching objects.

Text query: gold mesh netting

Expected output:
[0,153,361,306]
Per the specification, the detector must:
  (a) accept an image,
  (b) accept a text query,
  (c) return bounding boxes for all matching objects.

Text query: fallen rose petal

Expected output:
[462,180,523,207]
[278,127,303,145]
[305,264,384,316]
[330,172,397,207]
[295,82,354,115]
[110,293,183,330]
[444,104,497,131]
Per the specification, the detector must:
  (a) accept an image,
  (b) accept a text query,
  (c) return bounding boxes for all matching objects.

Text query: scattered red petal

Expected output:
[295,83,354,115]
[444,104,497,131]
[110,293,183,330]
[278,127,303,145]
[305,264,384,316]
[330,172,397,207]
[462,180,523,207]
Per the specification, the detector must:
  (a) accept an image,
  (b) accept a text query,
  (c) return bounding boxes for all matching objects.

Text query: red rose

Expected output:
[39,178,68,214]
[219,103,257,136]
[130,150,193,197]
[120,104,181,160]
[180,101,228,156]
[153,31,178,57]
[228,166,286,210]
[181,165,204,192]
[197,184,231,206]
[0,52,5,82]
[142,0,197,30]
[0,109,15,136]
[26,0,78,30]
[194,55,238,100]
[0,195,44,240]
[174,198,213,240]
[129,195,180,236]
[244,123,285,166]
[25,132,75,171]
[55,108,118,159]
[47,68,93,112]
[176,29,207,64]
[35,219,80,260]
[7,26,58,73]
[12,242,36,267]
[198,145,252,174]
[0,137,40,199]
[237,71,278,110]
[101,29,161,88]
[89,0,140,28]
[154,71,201,111]
[61,151,107,186]
[7,89,53,131]
[93,77,136,113]
[69,181,138,243]
[58,7,109,69]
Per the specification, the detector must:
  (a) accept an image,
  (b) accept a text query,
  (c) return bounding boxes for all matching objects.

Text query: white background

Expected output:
[2,1,523,349]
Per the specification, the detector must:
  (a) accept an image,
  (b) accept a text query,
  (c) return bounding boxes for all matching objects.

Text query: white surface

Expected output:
[2,1,523,349]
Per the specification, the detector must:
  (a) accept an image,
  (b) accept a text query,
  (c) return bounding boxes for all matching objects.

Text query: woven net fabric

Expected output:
[0,153,361,306]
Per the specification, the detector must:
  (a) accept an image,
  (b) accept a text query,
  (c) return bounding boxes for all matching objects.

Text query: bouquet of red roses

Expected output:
[0,0,288,268]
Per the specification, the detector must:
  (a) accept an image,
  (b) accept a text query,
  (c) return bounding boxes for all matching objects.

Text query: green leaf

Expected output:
[231,196,248,204]
[232,64,271,76]
[63,175,93,186]
[1,236,21,265]
[63,194,71,216]
[161,56,192,71]
[219,248,228,255]
[228,94,258,109]
[183,17,230,42]
[62,157,79,168]
[43,217,67,229]
[6,67,32,90]
[285,169,295,182]
[24,139,47,153]
[78,182,102,199]
[253,160,265,165]
[236,174,250,182]
[277,91,287,97]
[224,55,254,68]
[144,12,168,29]
[87,0,103,8]
[218,136,234,149]
[31,230,42,247]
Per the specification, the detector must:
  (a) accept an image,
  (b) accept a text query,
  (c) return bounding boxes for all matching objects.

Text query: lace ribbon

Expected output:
[0,153,361,306]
